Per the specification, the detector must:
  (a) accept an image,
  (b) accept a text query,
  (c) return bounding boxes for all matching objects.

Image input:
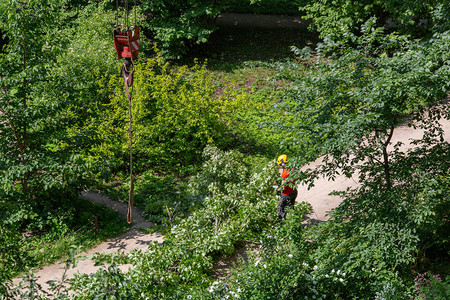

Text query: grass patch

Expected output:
[185,26,317,158]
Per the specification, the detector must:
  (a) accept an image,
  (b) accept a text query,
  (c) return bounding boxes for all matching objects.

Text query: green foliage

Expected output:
[0,1,113,201]
[1,1,449,298]
[213,17,450,300]
[301,0,442,40]
[64,146,296,298]
[413,273,450,300]
[51,1,124,163]
[224,168,449,299]
[0,1,129,284]
[0,202,29,289]
[277,19,449,185]
[431,3,450,32]
[0,0,67,199]
[141,1,227,59]
[307,219,419,297]
[226,203,313,300]
[97,53,258,174]
[134,171,191,226]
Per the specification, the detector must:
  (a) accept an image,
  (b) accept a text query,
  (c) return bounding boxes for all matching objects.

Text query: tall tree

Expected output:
[278,18,450,190]
[301,0,444,40]
[141,0,229,59]
[0,0,98,201]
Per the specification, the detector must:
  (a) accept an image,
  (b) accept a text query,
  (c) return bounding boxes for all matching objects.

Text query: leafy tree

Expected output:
[141,0,228,59]
[301,0,443,40]
[1,0,63,198]
[280,18,449,189]
[249,18,450,298]
[0,0,119,282]
[0,1,118,202]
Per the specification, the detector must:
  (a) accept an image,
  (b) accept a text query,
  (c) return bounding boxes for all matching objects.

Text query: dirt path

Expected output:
[13,192,164,293]
[300,113,450,223]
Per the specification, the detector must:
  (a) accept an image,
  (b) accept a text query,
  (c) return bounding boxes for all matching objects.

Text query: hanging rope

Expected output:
[125,0,129,30]
[134,0,137,27]
[115,0,137,224]
[115,0,119,27]
[122,60,134,224]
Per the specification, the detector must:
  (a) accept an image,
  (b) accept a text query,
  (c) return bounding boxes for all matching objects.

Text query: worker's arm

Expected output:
[276,178,286,195]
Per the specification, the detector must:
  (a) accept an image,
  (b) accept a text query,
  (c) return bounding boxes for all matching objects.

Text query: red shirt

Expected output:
[281,169,295,196]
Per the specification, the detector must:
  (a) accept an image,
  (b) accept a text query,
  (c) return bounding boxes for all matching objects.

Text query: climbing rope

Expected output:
[114,0,139,224]
[121,60,134,224]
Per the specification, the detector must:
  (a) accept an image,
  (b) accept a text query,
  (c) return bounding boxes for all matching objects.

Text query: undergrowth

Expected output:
[1,195,128,287]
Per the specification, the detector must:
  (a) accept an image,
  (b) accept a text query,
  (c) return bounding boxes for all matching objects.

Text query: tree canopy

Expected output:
[1,0,449,298]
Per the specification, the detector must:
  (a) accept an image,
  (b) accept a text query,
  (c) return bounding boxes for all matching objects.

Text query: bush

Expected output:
[301,0,443,40]
[226,203,313,300]
[64,145,295,298]
[414,273,450,300]
[96,52,262,175]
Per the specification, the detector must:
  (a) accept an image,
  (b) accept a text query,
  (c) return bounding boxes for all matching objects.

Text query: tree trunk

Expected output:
[21,4,29,196]
[382,124,396,190]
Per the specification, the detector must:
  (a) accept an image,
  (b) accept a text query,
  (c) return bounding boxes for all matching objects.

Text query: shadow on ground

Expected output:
[185,26,318,72]
[213,243,260,279]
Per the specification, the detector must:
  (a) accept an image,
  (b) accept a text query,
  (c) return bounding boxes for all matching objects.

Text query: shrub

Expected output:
[414,273,450,300]
[301,0,443,41]
[65,145,296,298]
[226,202,313,300]
[96,52,259,175]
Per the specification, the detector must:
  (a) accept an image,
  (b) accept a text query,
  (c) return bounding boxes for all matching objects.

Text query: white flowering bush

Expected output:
[65,145,284,298]
[226,202,314,299]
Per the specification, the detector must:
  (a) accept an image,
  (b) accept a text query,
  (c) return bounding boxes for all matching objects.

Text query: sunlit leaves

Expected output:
[301,0,442,40]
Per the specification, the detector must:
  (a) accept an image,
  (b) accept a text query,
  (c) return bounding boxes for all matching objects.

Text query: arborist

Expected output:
[276,154,298,221]
[113,0,140,223]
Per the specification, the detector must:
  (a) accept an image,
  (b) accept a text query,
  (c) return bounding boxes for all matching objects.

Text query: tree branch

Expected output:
[0,75,24,150]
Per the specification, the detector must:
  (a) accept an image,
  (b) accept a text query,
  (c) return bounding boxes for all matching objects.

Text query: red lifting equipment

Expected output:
[114,0,139,224]
[113,25,140,61]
